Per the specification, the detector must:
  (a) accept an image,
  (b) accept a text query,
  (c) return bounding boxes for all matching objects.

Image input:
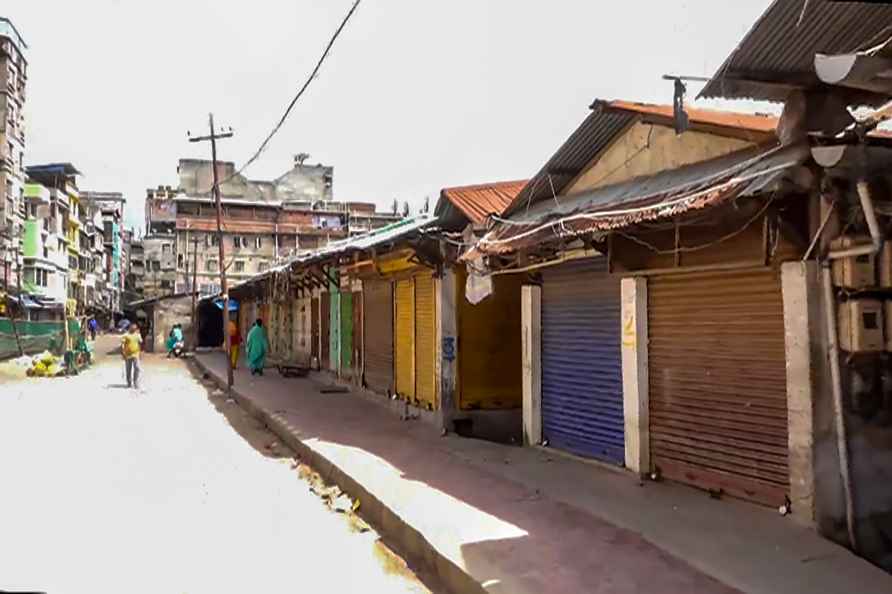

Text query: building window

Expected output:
[258,262,269,273]
[161,280,173,290]
[208,234,219,247]
[234,261,245,273]
[254,236,262,249]
[162,244,171,254]
[152,261,161,272]
[207,259,218,272]
[233,236,245,249]
[177,253,184,268]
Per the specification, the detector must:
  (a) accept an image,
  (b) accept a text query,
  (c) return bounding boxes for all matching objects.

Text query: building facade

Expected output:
[125,236,145,304]
[82,191,126,315]
[0,17,27,292]
[140,157,401,301]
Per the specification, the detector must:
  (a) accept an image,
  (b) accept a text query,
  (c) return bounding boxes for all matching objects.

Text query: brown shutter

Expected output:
[648,268,788,507]
[363,281,393,394]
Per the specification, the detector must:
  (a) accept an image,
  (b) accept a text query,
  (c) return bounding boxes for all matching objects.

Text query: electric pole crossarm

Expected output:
[188,132,234,143]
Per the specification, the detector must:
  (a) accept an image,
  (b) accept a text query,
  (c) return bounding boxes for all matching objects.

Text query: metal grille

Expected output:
[541,258,624,464]
[414,273,437,409]
[363,281,394,394]
[648,268,788,506]
[394,279,415,399]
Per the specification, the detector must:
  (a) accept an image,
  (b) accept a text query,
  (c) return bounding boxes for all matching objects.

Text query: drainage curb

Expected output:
[192,357,485,594]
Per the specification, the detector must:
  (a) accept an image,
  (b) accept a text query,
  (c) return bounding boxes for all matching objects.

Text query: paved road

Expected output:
[0,337,431,594]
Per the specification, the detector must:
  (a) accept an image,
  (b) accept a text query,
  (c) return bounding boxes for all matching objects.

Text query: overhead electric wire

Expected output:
[195,0,363,195]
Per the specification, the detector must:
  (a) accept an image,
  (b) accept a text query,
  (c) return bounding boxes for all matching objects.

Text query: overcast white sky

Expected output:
[6,1,774,231]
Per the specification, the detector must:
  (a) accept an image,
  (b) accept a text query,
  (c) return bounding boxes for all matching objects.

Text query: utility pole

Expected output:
[189,113,234,388]
[190,236,200,351]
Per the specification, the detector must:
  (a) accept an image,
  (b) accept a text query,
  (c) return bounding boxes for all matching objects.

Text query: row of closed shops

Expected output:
[233,253,788,509]
[520,255,788,508]
[228,210,790,511]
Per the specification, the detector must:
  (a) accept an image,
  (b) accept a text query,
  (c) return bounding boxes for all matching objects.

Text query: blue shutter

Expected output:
[541,258,624,464]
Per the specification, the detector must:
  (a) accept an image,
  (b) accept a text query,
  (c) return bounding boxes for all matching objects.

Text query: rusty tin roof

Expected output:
[438,180,528,225]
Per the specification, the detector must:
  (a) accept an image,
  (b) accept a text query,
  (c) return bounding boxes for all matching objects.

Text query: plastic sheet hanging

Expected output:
[465,271,493,305]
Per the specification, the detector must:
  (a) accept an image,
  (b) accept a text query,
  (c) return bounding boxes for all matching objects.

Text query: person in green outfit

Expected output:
[246,319,268,376]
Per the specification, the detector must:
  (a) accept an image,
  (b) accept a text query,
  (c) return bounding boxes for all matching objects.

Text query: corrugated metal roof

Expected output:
[701,0,892,104]
[504,100,779,217]
[229,215,439,291]
[608,101,778,135]
[505,105,637,217]
[470,142,809,257]
[438,180,527,224]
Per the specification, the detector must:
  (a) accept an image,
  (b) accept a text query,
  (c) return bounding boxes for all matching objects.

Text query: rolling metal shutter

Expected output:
[648,268,788,507]
[269,303,280,359]
[294,298,311,366]
[340,292,353,373]
[352,291,363,382]
[541,259,624,464]
[414,272,437,409]
[394,279,415,399]
[311,297,320,364]
[329,291,340,372]
[320,293,330,370]
[363,280,394,394]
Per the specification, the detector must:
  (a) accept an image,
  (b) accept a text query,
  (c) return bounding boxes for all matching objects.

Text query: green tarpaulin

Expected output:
[0,318,80,360]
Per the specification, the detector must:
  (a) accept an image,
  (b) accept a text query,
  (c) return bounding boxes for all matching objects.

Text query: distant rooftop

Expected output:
[0,17,27,53]
[26,163,82,177]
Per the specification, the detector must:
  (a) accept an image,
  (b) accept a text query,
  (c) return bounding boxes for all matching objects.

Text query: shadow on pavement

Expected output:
[188,361,293,461]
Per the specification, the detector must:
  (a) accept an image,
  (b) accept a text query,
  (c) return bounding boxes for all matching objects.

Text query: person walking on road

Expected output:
[121,323,143,389]
[88,317,98,341]
[228,320,242,370]
[246,319,267,376]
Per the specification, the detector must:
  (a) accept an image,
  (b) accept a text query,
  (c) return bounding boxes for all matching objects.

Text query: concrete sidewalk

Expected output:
[194,352,892,594]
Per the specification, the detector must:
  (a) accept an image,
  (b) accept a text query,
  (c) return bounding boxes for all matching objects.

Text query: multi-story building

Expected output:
[82,191,126,315]
[144,156,402,298]
[0,17,27,292]
[125,236,145,303]
[141,233,176,300]
[24,163,82,317]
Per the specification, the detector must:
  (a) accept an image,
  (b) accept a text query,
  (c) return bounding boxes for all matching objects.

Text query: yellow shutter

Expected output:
[414,272,437,409]
[394,279,415,399]
[458,270,524,410]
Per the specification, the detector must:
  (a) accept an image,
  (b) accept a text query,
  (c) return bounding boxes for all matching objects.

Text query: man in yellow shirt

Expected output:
[121,323,143,389]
